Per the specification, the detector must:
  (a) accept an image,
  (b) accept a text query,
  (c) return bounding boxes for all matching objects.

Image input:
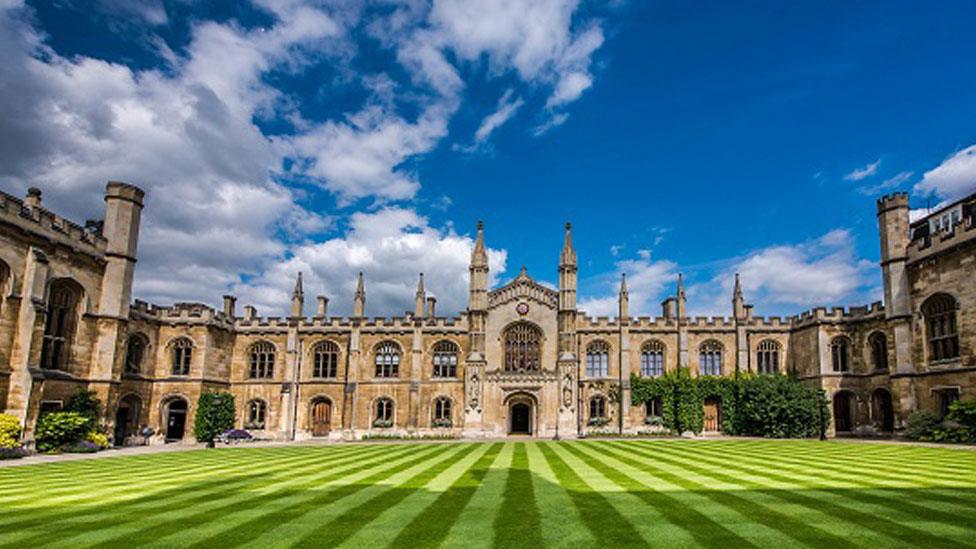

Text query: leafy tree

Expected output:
[194,391,235,444]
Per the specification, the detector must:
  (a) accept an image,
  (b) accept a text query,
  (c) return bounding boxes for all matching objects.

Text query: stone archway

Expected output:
[505,393,537,436]
[833,391,855,433]
[162,397,189,442]
[114,394,142,446]
[871,388,894,433]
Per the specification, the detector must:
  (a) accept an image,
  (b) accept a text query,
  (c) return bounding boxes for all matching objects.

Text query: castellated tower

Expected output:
[92,182,144,381]
[877,193,913,372]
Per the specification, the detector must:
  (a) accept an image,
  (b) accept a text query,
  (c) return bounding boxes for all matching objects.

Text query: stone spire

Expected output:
[618,273,629,320]
[468,220,489,362]
[732,272,745,319]
[415,273,426,318]
[676,273,687,319]
[471,220,488,268]
[559,222,577,267]
[290,272,304,317]
[353,272,365,318]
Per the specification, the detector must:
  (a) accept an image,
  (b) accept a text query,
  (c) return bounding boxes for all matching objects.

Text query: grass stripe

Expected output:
[492,443,543,549]
[439,443,513,549]
[390,442,505,548]
[524,442,597,549]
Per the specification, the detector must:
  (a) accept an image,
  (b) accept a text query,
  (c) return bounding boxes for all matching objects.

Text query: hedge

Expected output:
[632,369,829,437]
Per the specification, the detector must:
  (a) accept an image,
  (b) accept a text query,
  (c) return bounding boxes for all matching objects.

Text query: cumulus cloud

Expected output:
[913,144,976,201]
[236,208,507,316]
[844,159,881,181]
[579,253,679,317]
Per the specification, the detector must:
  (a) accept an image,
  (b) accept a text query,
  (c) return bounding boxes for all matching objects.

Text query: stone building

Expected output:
[0,183,972,444]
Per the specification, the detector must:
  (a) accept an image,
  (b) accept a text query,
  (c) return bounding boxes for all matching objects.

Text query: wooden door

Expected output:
[311,400,332,436]
[703,398,721,432]
[834,393,852,432]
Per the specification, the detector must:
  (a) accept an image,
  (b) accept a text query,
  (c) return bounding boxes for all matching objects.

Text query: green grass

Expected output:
[1,440,975,548]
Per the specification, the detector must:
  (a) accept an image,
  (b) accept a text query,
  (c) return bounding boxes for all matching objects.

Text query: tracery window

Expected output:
[246,399,267,429]
[40,280,80,370]
[831,336,851,372]
[586,340,610,378]
[312,340,339,379]
[433,340,459,378]
[503,322,542,372]
[589,396,607,419]
[374,397,394,425]
[170,337,193,376]
[124,334,148,374]
[756,339,780,374]
[249,341,276,379]
[699,340,723,376]
[869,332,889,371]
[374,342,401,378]
[922,294,959,361]
[433,397,452,426]
[640,340,665,377]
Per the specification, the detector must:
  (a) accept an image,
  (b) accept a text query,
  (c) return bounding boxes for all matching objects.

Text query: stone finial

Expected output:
[560,222,577,266]
[354,272,365,317]
[291,272,304,317]
[471,220,488,268]
[415,273,426,318]
[676,273,687,318]
[733,273,746,320]
[618,273,629,320]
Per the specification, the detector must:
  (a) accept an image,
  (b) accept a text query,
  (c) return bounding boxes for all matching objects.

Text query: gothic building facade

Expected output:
[0,183,972,444]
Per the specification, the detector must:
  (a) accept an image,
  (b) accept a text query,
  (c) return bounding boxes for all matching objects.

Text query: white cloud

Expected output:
[857,170,913,196]
[844,159,881,181]
[237,208,507,316]
[474,90,525,143]
[579,254,678,317]
[532,112,570,136]
[913,144,976,201]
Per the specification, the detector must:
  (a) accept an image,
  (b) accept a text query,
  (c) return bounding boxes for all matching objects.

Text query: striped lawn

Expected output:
[0,440,974,548]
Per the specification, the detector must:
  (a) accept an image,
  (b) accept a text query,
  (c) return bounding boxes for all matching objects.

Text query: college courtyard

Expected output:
[1,438,974,548]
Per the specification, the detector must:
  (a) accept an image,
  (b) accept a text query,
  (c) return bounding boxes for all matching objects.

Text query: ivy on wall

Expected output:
[631,369,829,438]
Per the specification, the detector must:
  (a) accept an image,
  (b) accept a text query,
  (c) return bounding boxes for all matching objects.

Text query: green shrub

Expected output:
[0,414,23,451]
[946,400,976,435]
[65,390,101,430]
[904,410,941,441]
[194,391,235,443]
[35,412,92,452]
[85,430,110,449]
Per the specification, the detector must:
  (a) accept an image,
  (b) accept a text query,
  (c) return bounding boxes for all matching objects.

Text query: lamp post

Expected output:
[818,390,828,441]
[208,394,223,448]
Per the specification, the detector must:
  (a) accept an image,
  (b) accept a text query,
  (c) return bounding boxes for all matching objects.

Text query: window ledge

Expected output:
[927,359,963,370]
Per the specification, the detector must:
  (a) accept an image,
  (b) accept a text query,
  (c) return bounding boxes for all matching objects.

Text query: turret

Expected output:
[732,273,746,320]
[353,272,365,318]
[98,181,144,318]
[618,273,629,320]
[877,193,911,319]
[291,272,304,317]
[415,273,426,318]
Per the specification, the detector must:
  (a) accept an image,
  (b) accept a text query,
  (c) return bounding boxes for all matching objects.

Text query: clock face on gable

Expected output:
[516,302,529,316]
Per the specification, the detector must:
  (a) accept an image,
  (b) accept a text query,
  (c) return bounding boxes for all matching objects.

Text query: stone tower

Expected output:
[557,223,579,436]
[464,222,489,432]
[877,193,915,420]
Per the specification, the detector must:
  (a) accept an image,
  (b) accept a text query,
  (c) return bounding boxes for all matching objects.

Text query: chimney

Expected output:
[426,296,437,319]
[222,295,237,318]
[24,187,42,209]
[661,297,676,320]
[744,304,754,321]
[317,295,329,317]
[244,305,257,321]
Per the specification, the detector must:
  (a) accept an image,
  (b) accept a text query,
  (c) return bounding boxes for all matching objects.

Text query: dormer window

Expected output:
[929,205,963,234]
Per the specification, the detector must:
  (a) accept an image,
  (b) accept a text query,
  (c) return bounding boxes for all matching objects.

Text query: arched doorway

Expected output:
[310,398,332,437]
[703,397,722,432]
[871,389,894,432]
[510,403,531,434]
[114,394,142,446]
[164,398,188,442]
[833,391,854,433]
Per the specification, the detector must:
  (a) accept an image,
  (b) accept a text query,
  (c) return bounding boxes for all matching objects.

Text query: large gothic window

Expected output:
[312,340,340,379]
[586,340,610,378]
[124,333,148,374]
[248,341,276,379]
[756,339,781,374]
[433,340,459,378]
[170,337,193,376]
[831,336,851,372]
[922,294,959,362]
[640,340,665,377]
[40,279,81,370]
[503,322,542,372]
[374,342,401,378]
[699,340,723,376]
[869,332,889,371]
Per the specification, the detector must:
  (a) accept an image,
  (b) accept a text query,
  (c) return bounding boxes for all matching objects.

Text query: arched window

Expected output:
[433,397,452,427]
[124,333,148,374]
[589,396,607,419]
[374,397,394,427]
[312,340,340,379]
[246,399,267,429]
[645,398,663,418]
[922,294,959,361]
[756,339,781,374]
[249,341,276,379]
[40,279,81,370]
[831,336,851,372]
[170,337,193,376]
[699,340,723,376]
[586,340,610,378]
[869,332,889,371]
[374,342,401,378]
[503,322,542,372]
[640,340,665,377]
[433,340,459,378]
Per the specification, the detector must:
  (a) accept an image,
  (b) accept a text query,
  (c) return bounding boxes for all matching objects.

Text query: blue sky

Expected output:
[1,1,974,318]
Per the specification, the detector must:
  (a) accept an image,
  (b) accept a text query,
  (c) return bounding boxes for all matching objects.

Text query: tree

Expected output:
[194,391,235,445]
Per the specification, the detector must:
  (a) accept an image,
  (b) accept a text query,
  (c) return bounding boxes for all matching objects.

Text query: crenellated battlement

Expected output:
[0,189,106,252]
[908,212,976,263]
[793,301,885,326]
[877,191,909,213]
